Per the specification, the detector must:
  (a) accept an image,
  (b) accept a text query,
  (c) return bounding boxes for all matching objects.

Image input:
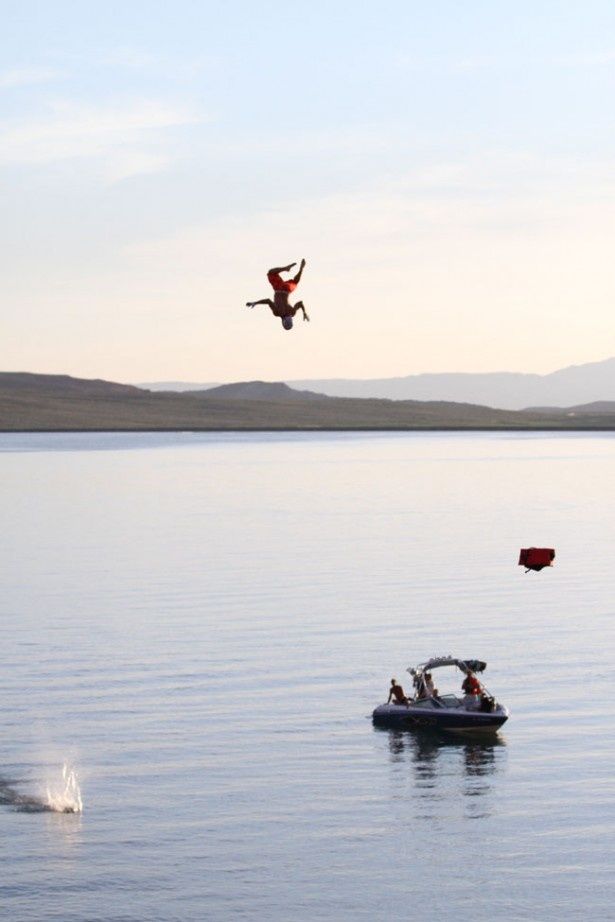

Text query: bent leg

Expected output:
[292,258,306,285]
[268,263,295,276]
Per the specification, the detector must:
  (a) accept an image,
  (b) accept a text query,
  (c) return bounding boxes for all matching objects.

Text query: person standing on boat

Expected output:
[388,679,409,706]
[415,672,437,699]
[461,670,481,707]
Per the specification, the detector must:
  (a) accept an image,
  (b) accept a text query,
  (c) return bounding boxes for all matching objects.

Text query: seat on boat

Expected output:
[436,694,462,708]
[410,698,437,708]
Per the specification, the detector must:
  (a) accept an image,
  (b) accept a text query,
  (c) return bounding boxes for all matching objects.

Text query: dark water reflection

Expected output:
[380,728,506,819]
[0,775,51,813]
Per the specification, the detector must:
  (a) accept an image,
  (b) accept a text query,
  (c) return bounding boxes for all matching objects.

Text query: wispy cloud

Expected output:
[94,47,230,81]
[0,99,201,180]
[395,53,501,74]
[97,47,159,69]
[0,67,65,88]
[396,49,615,74]
[125,152,615,278]
[554,49,615,67]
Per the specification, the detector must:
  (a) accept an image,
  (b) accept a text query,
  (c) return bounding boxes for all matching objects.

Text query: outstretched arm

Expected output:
[292,258,306,285]
[246,299,274,308]
[294,300,310,322]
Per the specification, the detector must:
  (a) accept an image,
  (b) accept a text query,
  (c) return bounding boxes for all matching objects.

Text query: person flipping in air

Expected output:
[246,259,309,330]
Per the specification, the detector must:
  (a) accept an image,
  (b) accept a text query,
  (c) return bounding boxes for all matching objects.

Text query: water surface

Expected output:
[1,432,614,920]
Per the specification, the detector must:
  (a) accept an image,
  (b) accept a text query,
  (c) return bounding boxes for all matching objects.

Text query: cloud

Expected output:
[395,53,501,74]
[97,47,159,69]
[396,49,615,74]
[122,152,615,295]
[554,49,615,67]
[0,67,65,88]
[0,99,201,180]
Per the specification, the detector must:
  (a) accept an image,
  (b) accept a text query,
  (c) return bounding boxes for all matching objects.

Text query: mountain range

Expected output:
[3,372,615,430]
[140,357,615,410]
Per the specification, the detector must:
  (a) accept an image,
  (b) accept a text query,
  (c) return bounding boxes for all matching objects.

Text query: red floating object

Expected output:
[518,547,555,573]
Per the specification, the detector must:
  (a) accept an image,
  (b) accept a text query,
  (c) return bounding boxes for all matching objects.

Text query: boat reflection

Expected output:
[377,728,506,818]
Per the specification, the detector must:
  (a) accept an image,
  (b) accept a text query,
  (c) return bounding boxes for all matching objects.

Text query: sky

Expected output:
[3,0,615,383]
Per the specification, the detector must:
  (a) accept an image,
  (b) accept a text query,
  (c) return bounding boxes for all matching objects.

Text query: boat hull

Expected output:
[372,703,508,733]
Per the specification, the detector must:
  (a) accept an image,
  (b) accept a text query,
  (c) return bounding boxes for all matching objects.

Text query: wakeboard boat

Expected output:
[372,656,509,733]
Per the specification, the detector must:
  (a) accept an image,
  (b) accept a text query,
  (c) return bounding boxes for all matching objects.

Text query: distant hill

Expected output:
[139,380,218,392]
[526,401,615,414]
[140,357,615,410]
[4,372,615,430]
[288,357,615,410]
[192,381,324,401]
[2,372,144,397]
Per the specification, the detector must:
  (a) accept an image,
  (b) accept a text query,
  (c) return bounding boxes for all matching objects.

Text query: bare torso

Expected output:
[272,290,291,316]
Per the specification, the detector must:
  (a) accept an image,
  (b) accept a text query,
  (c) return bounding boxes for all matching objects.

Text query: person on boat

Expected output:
[246,259,309,330]
[461,670,481,706]
[415,672,438,699]
[388,679,409,706]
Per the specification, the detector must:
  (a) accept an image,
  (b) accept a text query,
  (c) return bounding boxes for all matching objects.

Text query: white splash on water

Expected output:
[45,763,83,814]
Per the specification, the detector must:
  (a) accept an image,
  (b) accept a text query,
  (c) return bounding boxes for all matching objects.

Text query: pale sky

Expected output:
[3,0,615,383]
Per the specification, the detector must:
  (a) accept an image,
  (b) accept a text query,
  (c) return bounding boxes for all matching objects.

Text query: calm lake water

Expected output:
[1,431,614,920]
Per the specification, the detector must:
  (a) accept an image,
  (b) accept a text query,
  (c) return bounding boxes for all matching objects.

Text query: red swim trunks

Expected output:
[267,270,297,293]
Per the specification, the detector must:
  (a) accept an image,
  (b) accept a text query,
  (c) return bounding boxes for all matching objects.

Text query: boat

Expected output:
[372,656,509,733]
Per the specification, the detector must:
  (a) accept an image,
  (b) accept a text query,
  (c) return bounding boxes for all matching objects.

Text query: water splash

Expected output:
[44,763,83,814]
[0,763,83,813]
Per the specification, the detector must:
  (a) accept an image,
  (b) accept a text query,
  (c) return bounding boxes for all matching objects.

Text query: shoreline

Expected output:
[3,426,615,434]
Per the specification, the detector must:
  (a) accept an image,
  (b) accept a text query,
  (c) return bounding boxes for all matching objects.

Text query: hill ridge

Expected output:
[3,371,615,430]
[138,356,615,410]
